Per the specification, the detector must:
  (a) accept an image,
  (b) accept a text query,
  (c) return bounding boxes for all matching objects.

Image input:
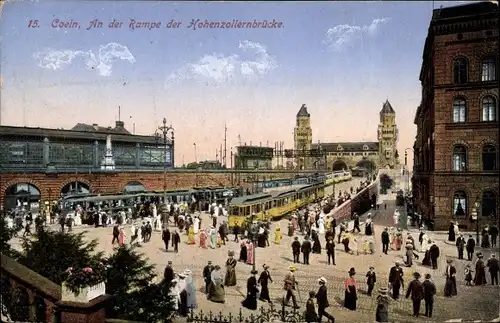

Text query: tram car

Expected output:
[228,182,326,228]
[325,170,352,185]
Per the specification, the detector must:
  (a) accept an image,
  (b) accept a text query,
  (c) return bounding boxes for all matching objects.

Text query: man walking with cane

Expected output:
[316,277,335,322]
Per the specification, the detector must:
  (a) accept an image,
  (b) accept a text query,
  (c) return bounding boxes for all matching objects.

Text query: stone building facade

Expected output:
[412,2,499,230]
[294,102,400,171]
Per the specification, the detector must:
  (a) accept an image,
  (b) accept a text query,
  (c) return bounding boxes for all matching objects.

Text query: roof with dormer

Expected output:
[380,100,395,115]
[311,141,379,152]
[296,104,310,117]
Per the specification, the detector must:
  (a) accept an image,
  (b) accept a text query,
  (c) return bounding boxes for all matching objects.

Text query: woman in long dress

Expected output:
[199,229,208,248]
[246,240,255,265]
[291,214,298,231]
[274,225,282,244]
[187,225,196,245]
[344,268,357,310]
[375,287,390,322]
[365,216,373,236]
[208,266,225,303]
[392,212,399,226]
[474,253,487,285]
[224,251,237,286]
[312,230,322,254]
[241,270,259,310]
[118,227,126,246]
[193,217,200,234]
[183,269,198,310]
[317,218,325,235]
[239,241,248,263]
[209,227,217,249]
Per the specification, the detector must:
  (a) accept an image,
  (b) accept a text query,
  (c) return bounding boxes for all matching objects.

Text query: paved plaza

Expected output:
[9,178,500,322]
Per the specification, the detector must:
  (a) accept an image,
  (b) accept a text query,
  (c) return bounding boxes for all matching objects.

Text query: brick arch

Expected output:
[449,139,470,150]
[331,159,348,171]
[122,180,149,192]
[452,92,470,101]
[450,54,470,83]
[478,92,498,121]
[478,138,498,149]
[59,178,93,194]
[478,188,499,218]
[1,178,44,196]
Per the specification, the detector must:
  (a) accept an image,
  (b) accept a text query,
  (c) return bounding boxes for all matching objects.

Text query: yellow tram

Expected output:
[228,182,326,228]
[325,170,352,185]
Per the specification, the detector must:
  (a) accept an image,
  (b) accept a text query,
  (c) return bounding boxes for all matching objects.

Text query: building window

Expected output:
[337,145,343,151]
[482,145,497,171]
[453,191,467,217]
[453,57,468,84]
[452,145,467,171]
[482,96,497,121]
[452,98,467,123]
[481,191,497,218]
[482,57,497,82]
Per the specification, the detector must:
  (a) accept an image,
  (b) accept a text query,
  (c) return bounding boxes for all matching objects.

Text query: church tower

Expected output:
[294,104,313,169]
[377,100,399,168]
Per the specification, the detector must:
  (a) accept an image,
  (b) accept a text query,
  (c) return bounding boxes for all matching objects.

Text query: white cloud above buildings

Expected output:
[165,40,277,87]
[33,43,136,76]
[324,18,390,51]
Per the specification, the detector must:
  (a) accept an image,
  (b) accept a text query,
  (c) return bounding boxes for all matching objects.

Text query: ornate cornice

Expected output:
[433,17,498,35]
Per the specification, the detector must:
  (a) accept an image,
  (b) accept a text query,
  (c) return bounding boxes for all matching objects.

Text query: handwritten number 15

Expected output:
[28,20,39,28]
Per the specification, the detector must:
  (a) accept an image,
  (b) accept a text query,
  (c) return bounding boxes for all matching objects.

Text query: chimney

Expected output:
[92,123,99,130]
[115,120,125,128]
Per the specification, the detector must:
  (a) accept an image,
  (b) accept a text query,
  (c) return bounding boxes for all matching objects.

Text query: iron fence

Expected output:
[187,302,306,323]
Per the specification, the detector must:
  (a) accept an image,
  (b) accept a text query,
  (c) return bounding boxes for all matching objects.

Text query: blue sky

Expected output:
[0,0,478,165]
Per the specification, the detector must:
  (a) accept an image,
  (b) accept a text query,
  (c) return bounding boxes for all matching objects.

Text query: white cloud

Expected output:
[33,43,135,76]
[324,18,390,51]
[166,40,277,87]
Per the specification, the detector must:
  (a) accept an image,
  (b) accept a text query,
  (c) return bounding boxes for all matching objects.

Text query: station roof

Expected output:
[0,124,164,145]
[311,142,379,152]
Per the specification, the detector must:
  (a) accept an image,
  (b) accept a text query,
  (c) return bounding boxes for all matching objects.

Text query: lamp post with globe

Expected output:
[471,196,481,244]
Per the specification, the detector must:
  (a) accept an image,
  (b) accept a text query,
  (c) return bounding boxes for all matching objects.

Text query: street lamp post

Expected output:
[249,213,258,272]
[155,118,174,224]
[402,148,414,230]
[472,196,480,244]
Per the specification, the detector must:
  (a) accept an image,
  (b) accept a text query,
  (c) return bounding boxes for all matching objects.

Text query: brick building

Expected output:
[412,2,499,230]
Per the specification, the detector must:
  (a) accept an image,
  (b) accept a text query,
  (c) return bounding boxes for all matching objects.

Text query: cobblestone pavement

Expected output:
[9,179,499,322]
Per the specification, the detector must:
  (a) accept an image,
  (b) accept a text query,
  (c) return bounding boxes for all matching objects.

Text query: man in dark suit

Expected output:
[466,235,476,261]
[429,242,440,269]
[301,236,312,265]
[291,237,301,264]
[487,254,499,286]
[163,261,175,286]
[162,227,171,251]
[352,213,361,233]
[326,237,335,265]
[202,260,214,293]
[422,273,436,318]
[456,234,465,260]
[172,229,181,253]
[405,272,424,317]
[315,277,334,322]
[381,228,390,254]
[388,262,404,300]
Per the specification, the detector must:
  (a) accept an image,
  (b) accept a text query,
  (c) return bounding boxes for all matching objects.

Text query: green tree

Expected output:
[18,228,104,285]
[104,245,156,295]
[379,173,393,194]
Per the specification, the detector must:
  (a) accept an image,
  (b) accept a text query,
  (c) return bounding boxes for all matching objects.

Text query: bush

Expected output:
[62,265,106,295]
[379,174,393,191]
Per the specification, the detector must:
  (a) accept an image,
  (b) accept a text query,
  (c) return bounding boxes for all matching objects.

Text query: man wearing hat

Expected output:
[258,264,273,303]
[283,265,299,309]
[405,272,424,317]
[316,277,334,322]
[365,266,376,296]
[466,234,476,261]
[164,261,175,286]
[388,262,404,300]
[486,254,499,286]
[301,235,312,265]
[456,233,465,260]
[291,237,301,264]
[422,273,436,318]
[381,228,390,255]
[305,291,318,323]
[202,260,214,293]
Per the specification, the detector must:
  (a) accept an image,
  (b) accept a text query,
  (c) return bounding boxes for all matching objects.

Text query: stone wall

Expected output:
[330,180,379,222]
[0,170,318,206]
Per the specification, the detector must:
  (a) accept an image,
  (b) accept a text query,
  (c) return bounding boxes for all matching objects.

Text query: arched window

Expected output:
[482,145,497,171]
[482,56,497,82]
[453,57,468,84]
[452,98,467,123]
[453,191,467,217]
[452,145,467,171]
[481,191,497,218]
[482,96,497,121]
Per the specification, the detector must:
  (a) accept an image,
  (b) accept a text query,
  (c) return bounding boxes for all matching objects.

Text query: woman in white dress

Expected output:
[420,233,429,252]
[317,217,325,235]
[193,217,200,234]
